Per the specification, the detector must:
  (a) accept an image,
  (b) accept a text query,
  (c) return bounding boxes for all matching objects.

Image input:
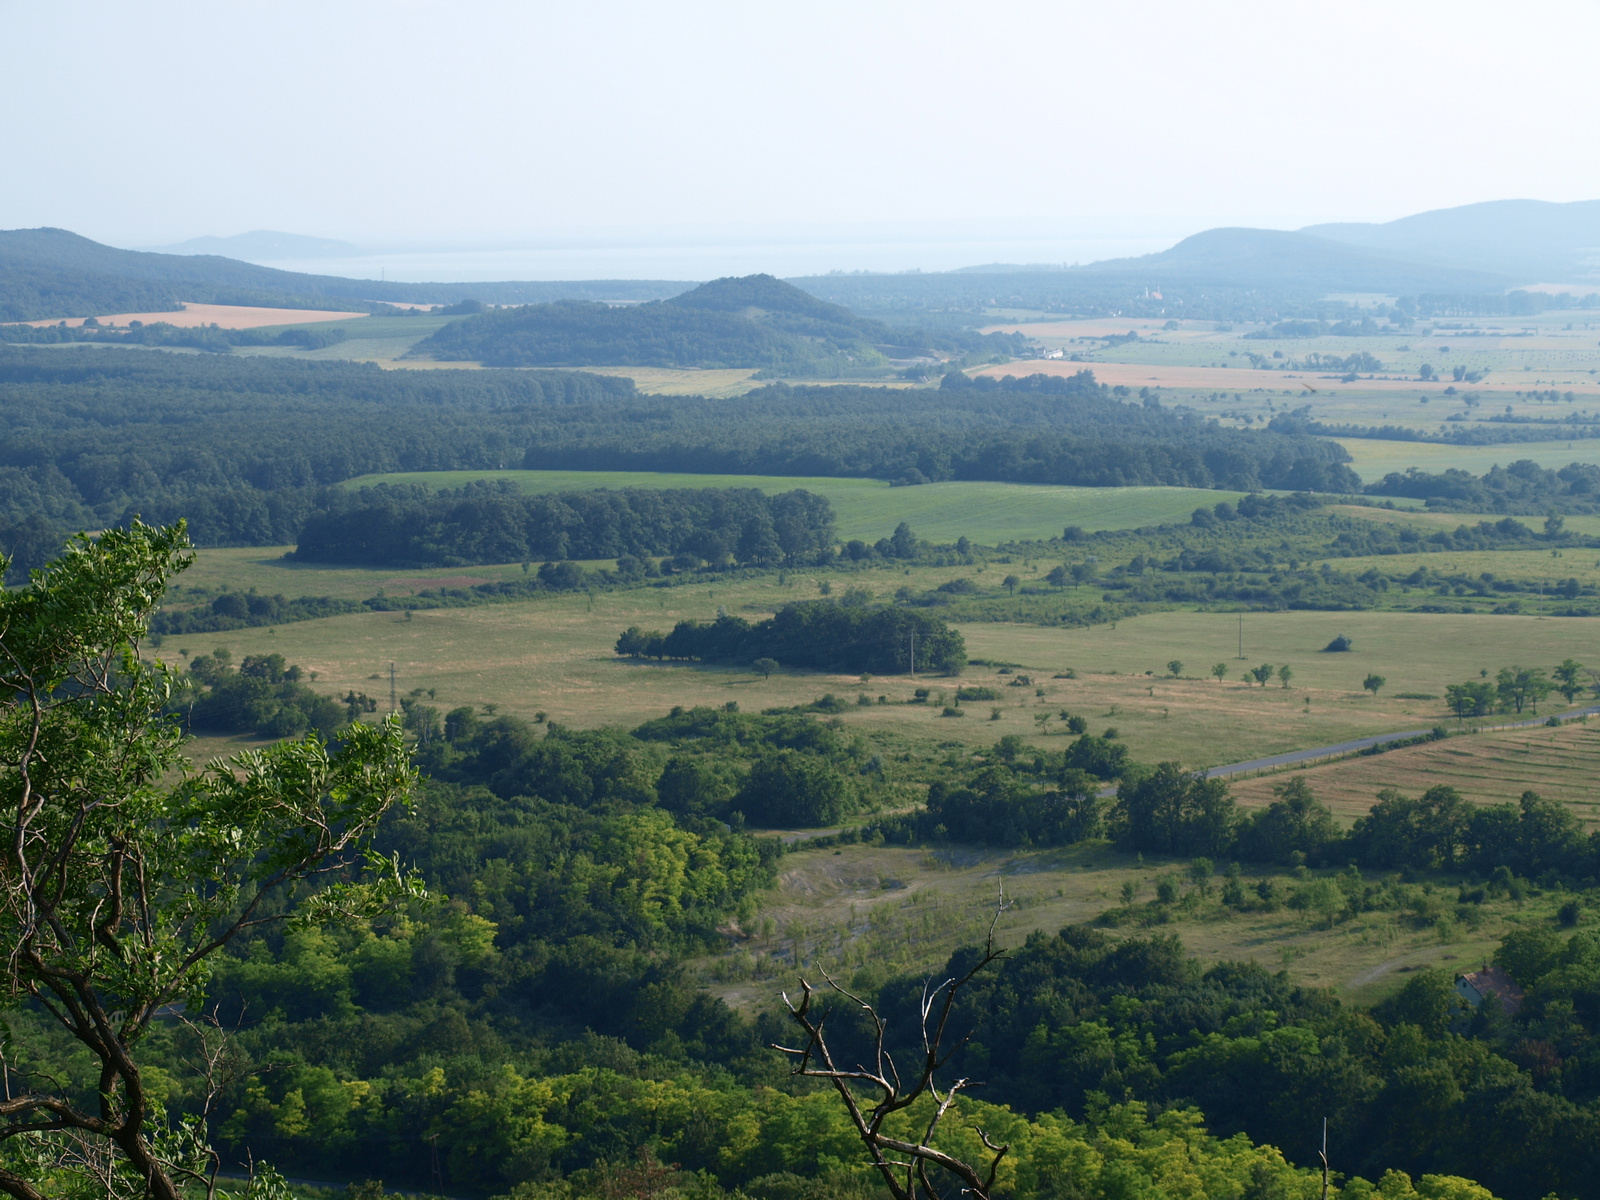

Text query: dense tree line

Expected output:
[0,318,352,351]
[296,482,836,567]
[1269,408,1600,450]
[527,372,1360,492]
[1362,461,1600,514]
[617,598,968,675]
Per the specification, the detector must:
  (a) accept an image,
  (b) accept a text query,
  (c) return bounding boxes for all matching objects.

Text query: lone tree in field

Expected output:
[773,913,1013,1200]
[0,523,419,1200]
[1211,663,1228,683]
[1364,673,1386,696]
[1002,575,1020,595]
[1323,635,1353,653]
[1167,660,1183,678]
[753,656,779,680]
[1278,665,1294,689]
[1553,658,1585,704]
[1497,666,1553,714]
[1251,663,1275,687]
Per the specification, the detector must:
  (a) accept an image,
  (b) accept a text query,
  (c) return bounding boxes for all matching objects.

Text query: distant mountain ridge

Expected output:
[5,198,1599,329]
[1301,199,1600,281]
[1072,226,1512,293]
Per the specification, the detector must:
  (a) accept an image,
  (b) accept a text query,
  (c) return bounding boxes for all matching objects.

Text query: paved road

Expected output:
[1200,704,1600,780]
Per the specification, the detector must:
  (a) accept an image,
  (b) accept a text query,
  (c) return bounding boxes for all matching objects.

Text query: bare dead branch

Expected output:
[771,898,1014,1200]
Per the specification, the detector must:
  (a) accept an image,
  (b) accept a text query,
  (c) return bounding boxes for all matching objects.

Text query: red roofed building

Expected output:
[1454,964,1525,1016]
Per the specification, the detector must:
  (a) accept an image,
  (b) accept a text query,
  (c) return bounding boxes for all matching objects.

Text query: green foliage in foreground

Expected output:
[0,523,418,1200]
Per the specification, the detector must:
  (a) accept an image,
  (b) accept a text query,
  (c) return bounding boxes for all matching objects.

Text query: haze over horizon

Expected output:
[5,0,1600,278]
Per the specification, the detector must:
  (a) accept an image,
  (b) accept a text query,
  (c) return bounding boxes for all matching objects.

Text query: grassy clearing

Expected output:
[564,365,762,397]
[701,839,1555,1012]
[340,468,1262,545]
[1229,719,1600,823]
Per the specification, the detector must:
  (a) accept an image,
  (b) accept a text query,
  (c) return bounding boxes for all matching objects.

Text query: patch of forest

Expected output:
[0,348,1358,576]
[293,482,837,568]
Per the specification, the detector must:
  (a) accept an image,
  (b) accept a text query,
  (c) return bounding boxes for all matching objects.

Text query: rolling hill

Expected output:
[0,227,694,322]
[406,273,1020,373]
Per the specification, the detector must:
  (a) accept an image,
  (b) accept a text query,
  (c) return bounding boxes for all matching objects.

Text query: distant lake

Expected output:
[248,234,1181,283]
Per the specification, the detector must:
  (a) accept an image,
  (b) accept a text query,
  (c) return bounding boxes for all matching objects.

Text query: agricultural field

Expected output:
[1335,436,1600,478]
[158,549,1600,776]
[698,836,1558,1011]
[341,468,1264,545]
[1228,719,1600,823]
[24,302,369,330]
[230,313,454,364]
[976,306,1600,444]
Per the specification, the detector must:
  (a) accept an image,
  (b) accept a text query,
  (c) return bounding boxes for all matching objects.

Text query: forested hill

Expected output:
[0,348,1358,569]
[408,273,1025,372]
[0,227,693,320]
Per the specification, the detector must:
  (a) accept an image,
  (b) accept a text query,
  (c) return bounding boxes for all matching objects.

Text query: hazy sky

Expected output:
[4,0,1599,258]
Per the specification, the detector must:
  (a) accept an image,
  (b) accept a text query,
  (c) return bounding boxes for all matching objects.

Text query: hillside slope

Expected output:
[1076,227,1511,292]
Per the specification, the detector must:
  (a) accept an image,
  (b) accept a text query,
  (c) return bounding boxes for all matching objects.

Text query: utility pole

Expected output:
[1237,612,1245,660]
[389,662,397,713]
[1318,1118,1329,1200]
[908,630,916,680]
